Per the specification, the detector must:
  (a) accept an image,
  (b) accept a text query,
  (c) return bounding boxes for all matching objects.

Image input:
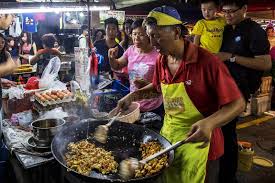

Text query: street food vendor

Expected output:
[117,6,245,183]
[30,33,61,77]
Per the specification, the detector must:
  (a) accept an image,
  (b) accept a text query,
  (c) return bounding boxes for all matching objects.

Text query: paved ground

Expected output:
[237,115,275,183]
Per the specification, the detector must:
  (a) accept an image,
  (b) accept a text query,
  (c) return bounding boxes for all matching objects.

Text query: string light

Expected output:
[0,6,110,14]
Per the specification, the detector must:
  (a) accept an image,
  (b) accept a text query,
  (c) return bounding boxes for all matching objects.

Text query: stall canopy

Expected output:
[12,0,158,9]
[2,0,274,19]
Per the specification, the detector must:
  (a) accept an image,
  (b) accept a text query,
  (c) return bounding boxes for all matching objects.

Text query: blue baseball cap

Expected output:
[148,6,187,26]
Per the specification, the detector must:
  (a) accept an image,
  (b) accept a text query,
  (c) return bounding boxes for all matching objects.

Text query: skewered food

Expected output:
[65,140,118,175]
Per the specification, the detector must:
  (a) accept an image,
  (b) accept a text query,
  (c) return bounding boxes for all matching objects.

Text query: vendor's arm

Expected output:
[185,97,245,148]
[216,52,271,71]
[108,46,128,70]
[0,52,17,76]
[134,79,151,89]
[117,83,160,110]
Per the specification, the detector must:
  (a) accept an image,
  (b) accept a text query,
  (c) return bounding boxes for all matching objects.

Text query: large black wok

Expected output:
[51,119,174,183]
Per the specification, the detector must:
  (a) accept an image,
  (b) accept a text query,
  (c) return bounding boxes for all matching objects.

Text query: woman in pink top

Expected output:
[108,19,163,116]
[19,31,37,64]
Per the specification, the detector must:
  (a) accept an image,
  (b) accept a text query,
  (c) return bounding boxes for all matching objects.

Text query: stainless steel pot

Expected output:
[31,118,65,147]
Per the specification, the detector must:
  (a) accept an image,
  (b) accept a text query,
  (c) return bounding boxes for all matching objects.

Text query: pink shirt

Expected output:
[124,45,162,112]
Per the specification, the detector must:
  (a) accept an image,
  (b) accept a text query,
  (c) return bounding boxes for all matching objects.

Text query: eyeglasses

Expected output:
[221,7,242,14]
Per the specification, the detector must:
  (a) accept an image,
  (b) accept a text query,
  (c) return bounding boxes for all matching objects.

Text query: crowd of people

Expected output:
[0,0,274,182]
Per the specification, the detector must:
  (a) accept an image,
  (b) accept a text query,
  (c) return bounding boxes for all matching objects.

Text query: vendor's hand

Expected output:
[1,78,16,89]
[108,47,119,60]
[134,78,149,89]
[185,119,214,148]
[117,94,132,111]
[215,52,232,62]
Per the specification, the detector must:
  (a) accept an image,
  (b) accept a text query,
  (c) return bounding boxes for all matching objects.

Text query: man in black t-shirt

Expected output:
[216,0,271,183]
[94,17,124,79]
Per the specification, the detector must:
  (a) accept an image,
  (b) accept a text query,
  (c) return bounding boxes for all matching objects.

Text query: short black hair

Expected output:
[104,17,119,29]
[81,24,89,32]
[41,33,57,48]
[124,19,134,26]
[143,17,187,38]
[131,19,144,30]
[200,0,219,6]
[6,36,14,43]
[221,0,248,8]
[92,29,105,41]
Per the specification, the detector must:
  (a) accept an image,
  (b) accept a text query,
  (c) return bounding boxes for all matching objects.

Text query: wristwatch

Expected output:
[229,54,236,63]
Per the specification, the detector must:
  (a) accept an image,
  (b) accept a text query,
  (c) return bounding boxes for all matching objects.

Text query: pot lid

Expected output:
[253,156,274,168]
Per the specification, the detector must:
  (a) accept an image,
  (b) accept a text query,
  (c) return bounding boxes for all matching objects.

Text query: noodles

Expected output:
[135,141,169,178]
[65,140,118,175]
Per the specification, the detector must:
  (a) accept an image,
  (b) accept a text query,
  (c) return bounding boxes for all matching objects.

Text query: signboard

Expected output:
[99,11,125,25]
[125,15,147,20]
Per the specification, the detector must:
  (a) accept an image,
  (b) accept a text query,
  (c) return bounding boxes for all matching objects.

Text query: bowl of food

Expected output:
[108,102,140,123]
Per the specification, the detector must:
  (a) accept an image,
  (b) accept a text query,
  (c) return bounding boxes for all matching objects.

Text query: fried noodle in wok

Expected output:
[135,141,168,178]
[65,140,118,175]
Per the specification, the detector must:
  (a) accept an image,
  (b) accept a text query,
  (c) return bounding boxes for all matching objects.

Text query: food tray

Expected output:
[34,90,76,107]
[33,100,77,113]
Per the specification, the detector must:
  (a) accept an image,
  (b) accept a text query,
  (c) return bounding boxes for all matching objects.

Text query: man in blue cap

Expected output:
[117,6,245,183]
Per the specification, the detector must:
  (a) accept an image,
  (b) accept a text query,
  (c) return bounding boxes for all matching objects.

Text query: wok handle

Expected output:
[106,112,121,127]
[140,139,187,164]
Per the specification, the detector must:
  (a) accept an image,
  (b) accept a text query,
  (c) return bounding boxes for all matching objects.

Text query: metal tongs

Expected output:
[119,138,188,179]
[94,111,121,143]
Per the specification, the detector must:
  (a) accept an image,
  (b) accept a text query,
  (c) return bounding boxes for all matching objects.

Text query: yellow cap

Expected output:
[147,6,183,26]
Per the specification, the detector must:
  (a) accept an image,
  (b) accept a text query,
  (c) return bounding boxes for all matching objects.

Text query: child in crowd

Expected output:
[6,36,19,61]
[192,0,226,53]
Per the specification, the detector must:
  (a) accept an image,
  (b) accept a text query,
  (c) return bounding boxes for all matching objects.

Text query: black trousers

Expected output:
[219,118,238,183]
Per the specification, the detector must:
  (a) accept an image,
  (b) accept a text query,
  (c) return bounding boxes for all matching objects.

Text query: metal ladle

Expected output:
[94,112,122,143]
[119,138,188,179]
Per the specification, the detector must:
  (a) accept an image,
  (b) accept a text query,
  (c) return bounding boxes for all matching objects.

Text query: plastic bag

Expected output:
[11,110,33,128]
[39,107,68,119]
[7,86,24,100]
[70,80,81,94]
[39,57,61,89]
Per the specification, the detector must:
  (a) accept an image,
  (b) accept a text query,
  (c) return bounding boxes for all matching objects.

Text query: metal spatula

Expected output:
[119,138,188,179]
[94,112,121,143]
